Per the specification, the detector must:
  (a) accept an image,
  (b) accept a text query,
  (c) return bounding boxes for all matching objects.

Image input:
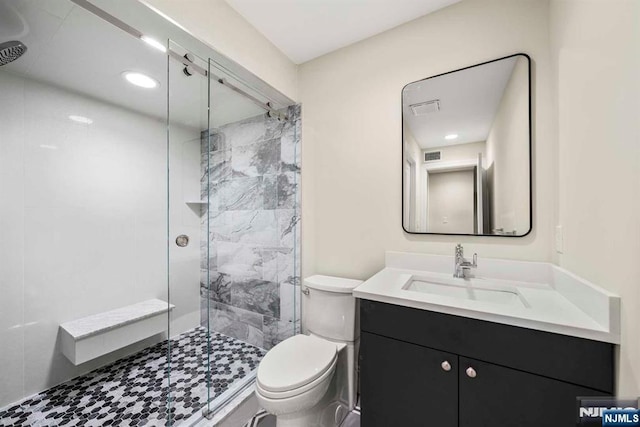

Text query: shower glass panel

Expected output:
[0,0,173,425]
[166,40,212,425]
[165,48,302,422]
[206,53,302,371]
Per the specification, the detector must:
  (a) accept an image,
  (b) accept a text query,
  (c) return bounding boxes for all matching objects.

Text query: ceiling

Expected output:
[224,0,461,64]
[403,57,519,149]
[0,0,265,131]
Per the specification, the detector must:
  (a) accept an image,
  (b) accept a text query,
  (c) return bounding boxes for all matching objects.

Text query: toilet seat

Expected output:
[256,356,337,400]
[257,334,337,398]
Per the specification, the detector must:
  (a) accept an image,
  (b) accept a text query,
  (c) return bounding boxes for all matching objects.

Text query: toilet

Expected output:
[255,275,362,427]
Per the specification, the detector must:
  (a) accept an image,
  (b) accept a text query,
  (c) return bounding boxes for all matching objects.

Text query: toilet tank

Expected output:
[303,275,362,342]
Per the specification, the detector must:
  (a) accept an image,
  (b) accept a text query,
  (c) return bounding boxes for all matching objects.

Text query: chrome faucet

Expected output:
[454,244,477,279]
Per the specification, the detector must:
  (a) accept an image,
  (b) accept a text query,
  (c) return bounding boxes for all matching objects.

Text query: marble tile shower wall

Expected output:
[200,105,301,350]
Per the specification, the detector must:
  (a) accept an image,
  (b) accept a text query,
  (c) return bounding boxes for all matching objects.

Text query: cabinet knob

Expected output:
[441,361,451,372]
[466,367,477,378]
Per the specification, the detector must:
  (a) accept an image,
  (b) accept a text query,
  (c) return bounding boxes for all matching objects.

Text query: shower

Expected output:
[0,0,299,425]
[0,40,27,66]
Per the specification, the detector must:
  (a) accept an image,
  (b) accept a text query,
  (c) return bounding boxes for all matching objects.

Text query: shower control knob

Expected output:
[466,367,477,378]
[441,361,451,372]
[175,234,189,247]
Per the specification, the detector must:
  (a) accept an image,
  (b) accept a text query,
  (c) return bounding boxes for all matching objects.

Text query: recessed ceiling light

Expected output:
[141,36,167,53]
[122,71,159,89]
[445,134,458,140]
[68,115,93,124]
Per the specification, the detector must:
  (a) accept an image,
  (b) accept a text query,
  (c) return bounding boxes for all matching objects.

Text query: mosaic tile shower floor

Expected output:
[0,327,265,427]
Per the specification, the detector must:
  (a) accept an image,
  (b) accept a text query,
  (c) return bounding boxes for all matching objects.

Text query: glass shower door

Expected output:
[199,57,302,415]
[166,44,300,425]
[166,41,212,425]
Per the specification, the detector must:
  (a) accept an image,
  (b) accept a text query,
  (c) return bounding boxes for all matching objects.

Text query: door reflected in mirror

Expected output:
[402,54,531,236]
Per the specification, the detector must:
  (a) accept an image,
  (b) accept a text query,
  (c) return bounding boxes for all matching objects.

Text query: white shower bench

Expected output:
[59,299,174,365]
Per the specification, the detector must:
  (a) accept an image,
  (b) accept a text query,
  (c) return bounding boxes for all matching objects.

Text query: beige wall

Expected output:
[144,0,298,101]
[486,57,530,235]
[300,0,554,280]
[404,124,422,164]
[427,141,486,163]
[550,0,640,395]
[428,170,475,234]
[403,123,423,230]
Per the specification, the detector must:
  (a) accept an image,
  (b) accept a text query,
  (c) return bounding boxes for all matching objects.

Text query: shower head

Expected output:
[0,41,27,66]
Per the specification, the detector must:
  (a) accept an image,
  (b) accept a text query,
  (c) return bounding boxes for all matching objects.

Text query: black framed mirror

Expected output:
[402,53,532,236]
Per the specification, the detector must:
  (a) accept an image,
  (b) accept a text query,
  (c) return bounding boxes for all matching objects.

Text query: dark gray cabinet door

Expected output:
[360,332,458,427]
[458,357,609,427]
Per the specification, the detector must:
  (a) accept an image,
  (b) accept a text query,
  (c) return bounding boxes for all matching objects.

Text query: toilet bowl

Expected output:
[256,334,338,416]
[255,275,362,427]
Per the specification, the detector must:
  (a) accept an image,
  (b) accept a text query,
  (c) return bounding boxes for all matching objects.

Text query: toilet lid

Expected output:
[257,334,337,393]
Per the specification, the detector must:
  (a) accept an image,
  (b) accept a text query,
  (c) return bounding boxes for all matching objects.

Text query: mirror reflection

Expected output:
[402,54,531,236]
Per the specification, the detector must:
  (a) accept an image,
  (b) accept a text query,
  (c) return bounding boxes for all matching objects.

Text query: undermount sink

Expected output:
[403,275,528,307]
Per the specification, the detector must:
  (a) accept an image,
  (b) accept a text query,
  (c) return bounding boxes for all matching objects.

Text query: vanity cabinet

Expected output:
[457,356,607,427]
[361,333,458,427]
[359,300,614,427]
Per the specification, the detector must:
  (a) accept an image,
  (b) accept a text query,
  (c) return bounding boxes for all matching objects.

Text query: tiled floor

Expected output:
[0,327,264,427]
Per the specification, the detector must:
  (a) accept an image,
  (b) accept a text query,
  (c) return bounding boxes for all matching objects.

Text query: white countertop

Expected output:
[353,252,620,344]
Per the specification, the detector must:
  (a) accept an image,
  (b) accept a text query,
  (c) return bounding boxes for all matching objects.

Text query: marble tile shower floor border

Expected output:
[0,327,265,427]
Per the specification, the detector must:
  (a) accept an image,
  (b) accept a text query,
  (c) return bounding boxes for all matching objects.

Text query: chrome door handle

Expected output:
[466,367,477,378]
[441,361,451,372]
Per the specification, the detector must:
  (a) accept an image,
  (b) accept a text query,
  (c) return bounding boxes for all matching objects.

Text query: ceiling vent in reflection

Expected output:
[424,151,441,162]
[410,99,440,116]
[0,41,27,66]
